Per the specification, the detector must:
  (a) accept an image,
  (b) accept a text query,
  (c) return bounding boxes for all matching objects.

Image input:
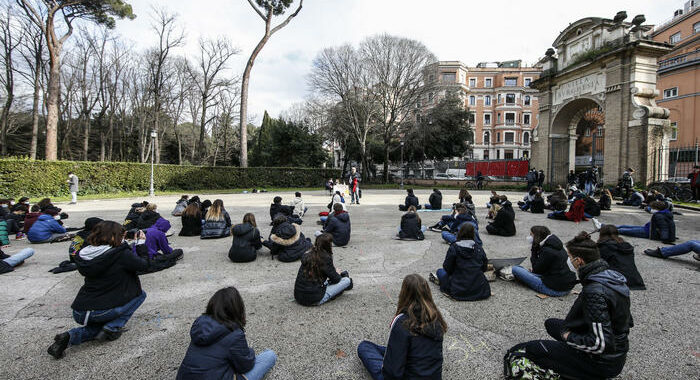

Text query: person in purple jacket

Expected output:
[144,218,183,260]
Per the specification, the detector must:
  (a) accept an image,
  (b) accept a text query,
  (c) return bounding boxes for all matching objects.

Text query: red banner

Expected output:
[465,160,529,177]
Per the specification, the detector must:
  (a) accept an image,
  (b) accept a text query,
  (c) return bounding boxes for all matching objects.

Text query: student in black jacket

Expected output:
[425,188,443,210]
[397,206,425,240]
[319,203,351,246]
[597,225,645,290]
[429,223,490,301]
[228,213,263,263]
[179,203,203,236]
[269,196,294,222]
[294,233,353,306]
[600,201,676,243]
[505,232,632,380]
[177,287,277,380]
[530,192,545,214]
[512,226,576,297]
[47,221,152,359]
[584,195,601,218]
[599,188,612,211]
[264,216,311,262]
[135,203,161,230]
[486,196,516,236]
[398,188,421,211]
[358,274,446,379]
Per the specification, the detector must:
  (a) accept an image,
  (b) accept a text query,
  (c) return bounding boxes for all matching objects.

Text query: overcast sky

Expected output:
[113,0,673,124]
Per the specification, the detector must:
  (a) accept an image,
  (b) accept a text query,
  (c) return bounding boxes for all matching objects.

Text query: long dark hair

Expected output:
[598,224,624,244]
[87,221,125,247]
[456,222,475,241]
[242,213,257,228]
[458,188,469,201]
[182,203,201,218]
[37,198,52,209]
[530,225,551,252]
[304,233,333,281]
[205,287,246,331]
[396,274,447,335]
[566,232,600,263]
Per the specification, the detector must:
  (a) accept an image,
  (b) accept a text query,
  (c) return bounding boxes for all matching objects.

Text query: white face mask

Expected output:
[567,257,577,273]
[526,235,534,245]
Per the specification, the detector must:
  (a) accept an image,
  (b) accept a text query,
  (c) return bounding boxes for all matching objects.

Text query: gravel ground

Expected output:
[0,189,698,379]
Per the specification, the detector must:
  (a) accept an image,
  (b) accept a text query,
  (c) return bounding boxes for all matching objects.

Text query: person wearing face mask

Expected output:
[504,232,632,380]
[591,201,676,244]
[511,226,576,297]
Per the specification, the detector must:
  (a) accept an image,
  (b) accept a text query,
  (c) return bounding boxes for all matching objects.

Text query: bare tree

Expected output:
[188,37,238,162]
[360,34,436,182]
[239,0,303,167]
[16,10,46,159]
[0,5,23,155]
[309,44,379,178]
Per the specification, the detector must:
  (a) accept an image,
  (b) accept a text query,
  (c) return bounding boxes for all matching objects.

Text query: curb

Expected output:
[674,204,700,213]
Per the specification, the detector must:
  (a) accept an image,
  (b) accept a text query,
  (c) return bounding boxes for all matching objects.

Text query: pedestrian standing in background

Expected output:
[348,167,361,205]
[67,172,79,204]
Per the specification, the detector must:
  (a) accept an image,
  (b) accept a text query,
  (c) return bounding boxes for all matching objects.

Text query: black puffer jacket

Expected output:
[488,201,516,236]
[294,250,341,306]
[585,197,601,217]
[179,214,202,236]
[599,193,612,210]
[228,223,262,263]
[530,235,576,292]
[124,203,144,226]
[564,260,632,364]
[530,197,545,213]
[598,240,645,290]
[136,210,161,230]
[71,243,149,311]
[404,194,419,209]
[269,203,294,222]
[323,211,351,246]
[381,312,444,379]
[201,211,231,239]
[649,209,675,242]
[399,212,424,240]
[268,222,311,262]
[440,240,490,301]
[429,190,443,210]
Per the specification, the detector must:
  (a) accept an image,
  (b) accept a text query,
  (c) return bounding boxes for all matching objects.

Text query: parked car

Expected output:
[434,173,456,180]
[667,177,690,183]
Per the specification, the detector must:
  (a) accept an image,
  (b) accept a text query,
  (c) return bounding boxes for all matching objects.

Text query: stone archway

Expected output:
[531,13,671,186]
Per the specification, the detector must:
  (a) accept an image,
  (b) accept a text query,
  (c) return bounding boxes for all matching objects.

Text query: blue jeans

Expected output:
[660,240,700,257]
[242,349,277,380]
[358,340,386,380]
[2,248,34,267]
[585,181,594,196]
[436,268,449,285]
[511,266,570,297]
[320,216,328,223]
[520,201,531,211]
[351,190,359,204]
[69,291,147,345]
[616,225,648,239]
[319,277,352,305]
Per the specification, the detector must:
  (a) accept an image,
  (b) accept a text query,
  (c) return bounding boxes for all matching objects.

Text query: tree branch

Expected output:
[270,0,303,35]
[246,0,267,22]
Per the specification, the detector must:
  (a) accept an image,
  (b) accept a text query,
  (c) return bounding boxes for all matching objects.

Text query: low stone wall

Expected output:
[397,178,527,189]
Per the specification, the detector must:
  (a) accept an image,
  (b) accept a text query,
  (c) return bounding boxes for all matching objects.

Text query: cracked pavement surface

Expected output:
[0,189,698,379]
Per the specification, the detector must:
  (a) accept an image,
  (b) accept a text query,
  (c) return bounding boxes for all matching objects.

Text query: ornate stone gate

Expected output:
[531,12,672,186]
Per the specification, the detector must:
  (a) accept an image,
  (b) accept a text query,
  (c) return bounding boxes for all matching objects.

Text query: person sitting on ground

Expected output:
[438,204,483,245]
[47,221,152,359]
[530,192,545,214]
[398,206,426,240]
[429,223,490,301]
[486,191,502,219]
[171,195,189,216]
[123,201,147,227]
[594,200,676,243]
[599,188,612,211]
[546,187,568,211]
[0,200,24,235]
[0,217,10,247]
[264,216,311,262]
[201,199,232,239]
[187,195,201,206]
[10,196,30,215]
[176,287,277,380]
[548,192,587,223]
[319,203,351,246]
[320,190,346,224]
[179,203,203,237]
[37,198,63,218]
[458,188,470,205]
[486,196,516,236]
[69,218,103,259]
[504,232,632,380]
[294,233,353,306]
[269,196,294,223]
[358,274,446,380]
[461,193,478,221]
[228,213,263,263]
[619,190,644,207]
[144,218,183,260]
[290,192,307,218]
[518,187,539,211]
[135,203,161,230]
[511,226,576,297]
[597,225,645,290]
[399,188,421,211]
[425,188,443,210]
[200,199,212,216]
[27,213,69,244]
[0,247,35,275]
[584,194,601,218]
[23,205,42,235]
[645,240,700,261]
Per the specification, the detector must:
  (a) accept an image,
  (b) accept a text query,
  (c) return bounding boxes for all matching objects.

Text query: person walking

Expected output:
[688,166,700,203]
[348,167,361,205]
[537,170,545,188]
[67,172,79,204]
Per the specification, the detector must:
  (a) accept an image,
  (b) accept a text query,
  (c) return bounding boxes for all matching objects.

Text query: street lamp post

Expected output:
[149,130,157,197]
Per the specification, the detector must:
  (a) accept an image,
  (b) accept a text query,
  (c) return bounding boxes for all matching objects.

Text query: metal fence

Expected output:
[654,144,699,182]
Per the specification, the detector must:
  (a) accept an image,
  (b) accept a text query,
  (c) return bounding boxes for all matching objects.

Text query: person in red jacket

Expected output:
[23,205,42,234]
[547,193,587,223]
[688,166,700,202]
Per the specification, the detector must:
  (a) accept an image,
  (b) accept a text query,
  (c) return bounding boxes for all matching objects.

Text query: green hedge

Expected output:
[0,159,340,198]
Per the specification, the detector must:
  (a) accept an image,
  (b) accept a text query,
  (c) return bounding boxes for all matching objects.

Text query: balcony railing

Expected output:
[659,50,700,73]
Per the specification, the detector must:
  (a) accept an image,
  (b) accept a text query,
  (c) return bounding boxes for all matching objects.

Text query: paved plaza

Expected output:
[0,189,698,379]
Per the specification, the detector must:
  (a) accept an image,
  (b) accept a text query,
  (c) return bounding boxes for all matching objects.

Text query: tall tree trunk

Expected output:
[29,60,41,159]
[82,114,89,160]
[45,49,62,161]
[199,96,207,161]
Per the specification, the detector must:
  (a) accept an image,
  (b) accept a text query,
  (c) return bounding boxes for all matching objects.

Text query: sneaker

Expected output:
[345,278,353,291]
[428,272,440,285]
[429,227,442,233]
[643,248,664,259]
[47,332,70,359]
[591,218,602,231]
[95,328,122,342]
[15,232,25,240]
[693,253,700,261]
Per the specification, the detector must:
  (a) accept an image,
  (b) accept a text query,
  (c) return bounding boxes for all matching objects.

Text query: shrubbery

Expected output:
[0,159,340,198]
